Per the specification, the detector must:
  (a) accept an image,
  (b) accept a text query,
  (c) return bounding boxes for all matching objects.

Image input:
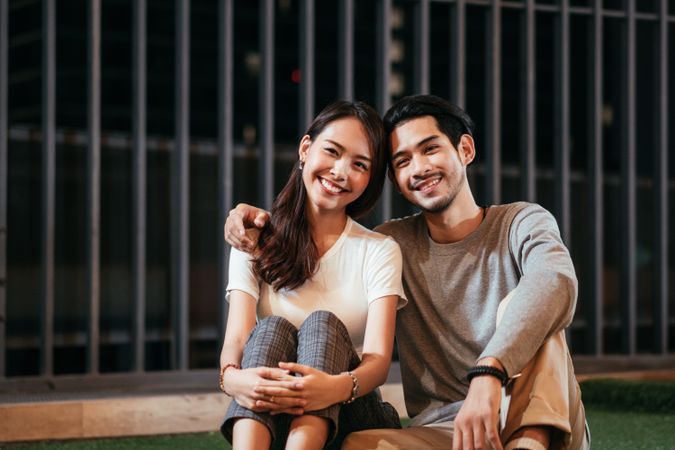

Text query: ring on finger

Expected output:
[270,396,275,403]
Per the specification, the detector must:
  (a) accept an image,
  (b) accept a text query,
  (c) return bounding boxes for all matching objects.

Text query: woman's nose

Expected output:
[330,159,348,179]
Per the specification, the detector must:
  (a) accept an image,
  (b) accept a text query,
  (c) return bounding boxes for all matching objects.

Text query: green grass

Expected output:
[5,380,675,449]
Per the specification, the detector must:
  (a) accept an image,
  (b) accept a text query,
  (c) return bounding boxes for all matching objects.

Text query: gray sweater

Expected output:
[375,202,578,425]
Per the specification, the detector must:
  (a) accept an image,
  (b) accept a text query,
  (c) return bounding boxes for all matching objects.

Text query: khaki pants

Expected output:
[343,292,590,450]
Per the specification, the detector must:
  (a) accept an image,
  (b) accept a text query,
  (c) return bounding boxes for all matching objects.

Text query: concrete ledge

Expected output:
[0,393,229,442]
[576,368,675,383]
[0,383,407,443]
[3,357,675,444]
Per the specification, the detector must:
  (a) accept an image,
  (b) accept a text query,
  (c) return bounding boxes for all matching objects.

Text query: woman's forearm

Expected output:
[347,296,398,400]
[220,342,244,368]
[347,352,391,399]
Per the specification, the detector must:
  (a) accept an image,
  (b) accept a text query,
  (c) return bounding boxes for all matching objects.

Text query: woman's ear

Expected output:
[298,135,312,162]
[457,134,476,166]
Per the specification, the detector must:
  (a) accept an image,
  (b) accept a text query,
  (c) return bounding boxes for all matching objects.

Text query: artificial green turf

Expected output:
[2,432,229,449]
[580,379,675,413]
[5,380,675,449]
[585,406,675,450]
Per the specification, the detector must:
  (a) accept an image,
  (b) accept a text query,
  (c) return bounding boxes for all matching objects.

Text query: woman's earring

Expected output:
[299,160,304,171]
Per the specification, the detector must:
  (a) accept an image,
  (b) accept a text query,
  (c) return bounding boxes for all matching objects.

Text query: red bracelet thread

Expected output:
[219,363,241,394]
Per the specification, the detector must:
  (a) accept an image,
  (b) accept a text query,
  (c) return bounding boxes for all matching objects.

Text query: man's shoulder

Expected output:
[374,213,423,241]
[491,202,560,245]
[491,201,552,226]
[491,201,541,216]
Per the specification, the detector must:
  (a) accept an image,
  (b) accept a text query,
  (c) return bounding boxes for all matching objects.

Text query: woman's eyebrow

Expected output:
[325,139,371,162]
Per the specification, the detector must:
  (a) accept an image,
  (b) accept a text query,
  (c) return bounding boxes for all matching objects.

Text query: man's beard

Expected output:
[412,172,465,214]
[419,193,454,213]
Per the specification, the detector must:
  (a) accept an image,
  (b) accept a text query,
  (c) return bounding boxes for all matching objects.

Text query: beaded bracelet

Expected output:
[467,365,508,386]
[219,363,241,394]
[342,371,360,404]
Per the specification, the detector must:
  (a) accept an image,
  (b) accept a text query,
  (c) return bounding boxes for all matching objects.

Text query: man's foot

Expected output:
[505,425,551,450]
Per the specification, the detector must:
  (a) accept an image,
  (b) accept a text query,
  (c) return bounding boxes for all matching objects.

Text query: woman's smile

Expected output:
[318,177,349,195]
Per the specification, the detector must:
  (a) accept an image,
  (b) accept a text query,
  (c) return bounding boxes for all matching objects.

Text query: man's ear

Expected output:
[298,135,312,162]
[457,134,476,166]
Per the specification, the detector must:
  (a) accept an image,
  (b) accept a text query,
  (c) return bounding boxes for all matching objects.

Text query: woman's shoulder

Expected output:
[348,217,398,244]
[345,218,402,261]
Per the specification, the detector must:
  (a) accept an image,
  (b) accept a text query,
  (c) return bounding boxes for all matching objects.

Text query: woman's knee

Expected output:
[300,310,348,336]
[241,316,298,367]
[255,315,297,337]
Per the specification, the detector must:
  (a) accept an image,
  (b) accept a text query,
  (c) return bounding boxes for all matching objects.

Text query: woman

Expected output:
[219,101,406,450]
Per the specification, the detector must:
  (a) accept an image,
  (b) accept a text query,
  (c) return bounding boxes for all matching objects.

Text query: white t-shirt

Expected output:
[227,217,407,355]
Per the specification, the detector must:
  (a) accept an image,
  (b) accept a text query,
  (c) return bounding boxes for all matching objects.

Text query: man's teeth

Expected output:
[418,178,440,190]
[320,178,343,193]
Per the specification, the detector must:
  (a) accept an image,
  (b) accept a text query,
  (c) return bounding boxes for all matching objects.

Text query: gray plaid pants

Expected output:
[221,310,401,449]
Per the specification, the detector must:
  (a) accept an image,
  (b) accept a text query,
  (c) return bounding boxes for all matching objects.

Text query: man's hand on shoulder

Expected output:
[453,358,505,450]
[224,203,269,252]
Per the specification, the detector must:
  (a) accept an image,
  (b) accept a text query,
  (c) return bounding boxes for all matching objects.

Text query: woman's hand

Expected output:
[262,362,353,412]
[224,366,307,415]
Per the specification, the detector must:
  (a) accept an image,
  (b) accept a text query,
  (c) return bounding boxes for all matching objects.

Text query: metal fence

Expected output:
[0,0,673,385]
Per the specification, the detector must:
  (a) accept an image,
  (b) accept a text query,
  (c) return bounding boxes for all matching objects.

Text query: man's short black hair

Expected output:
[383,94,475,148]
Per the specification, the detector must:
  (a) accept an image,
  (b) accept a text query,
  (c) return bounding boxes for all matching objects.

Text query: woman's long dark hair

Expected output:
[253,100,387,291]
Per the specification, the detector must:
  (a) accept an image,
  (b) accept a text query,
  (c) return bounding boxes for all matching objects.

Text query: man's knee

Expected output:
[342,429,387,449]
[342,426,453,450]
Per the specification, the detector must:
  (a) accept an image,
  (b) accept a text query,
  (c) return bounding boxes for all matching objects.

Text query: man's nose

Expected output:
[411,155,431,176]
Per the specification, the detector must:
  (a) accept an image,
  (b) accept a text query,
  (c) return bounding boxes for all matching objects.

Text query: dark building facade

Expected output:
[1,0,674,382]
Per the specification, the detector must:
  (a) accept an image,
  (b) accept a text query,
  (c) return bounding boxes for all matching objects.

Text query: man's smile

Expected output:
[410,174,442,193]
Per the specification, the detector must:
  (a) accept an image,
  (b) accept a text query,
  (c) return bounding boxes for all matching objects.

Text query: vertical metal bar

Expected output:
[554,0,570,245]
[414,0,430,94]
[654,0,669,353]
[450,0,465,108]
[300,0,314,133]
[259,0,274,209]
[376,0,391,118]
[376,0,392,221]
[588,0,604,356]
[520,0,536,202]
[41,0,55,378]
[86,0,101,375]
[338,0,354,101]
[0,0,7,379]
[172,0,190,370]
[218,0,234,345]
[132,0,147,372]
[621,0,637,355]
[486,0,502,205]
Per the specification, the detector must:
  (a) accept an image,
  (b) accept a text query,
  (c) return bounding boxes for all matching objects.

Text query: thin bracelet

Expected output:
[467,365,508,386]
[219,363,241,394]
[342,371,360,404]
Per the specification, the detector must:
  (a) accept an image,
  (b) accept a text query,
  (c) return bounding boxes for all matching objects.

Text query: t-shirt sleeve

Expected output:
[225,248,260,303]
[363,237,407,309]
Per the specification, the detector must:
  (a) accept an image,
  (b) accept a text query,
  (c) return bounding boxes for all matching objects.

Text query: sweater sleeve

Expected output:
[479,204,578,377]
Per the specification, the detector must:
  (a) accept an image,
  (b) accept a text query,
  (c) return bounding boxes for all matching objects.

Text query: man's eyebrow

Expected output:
[391,135,440,160]
[415,135,440,148]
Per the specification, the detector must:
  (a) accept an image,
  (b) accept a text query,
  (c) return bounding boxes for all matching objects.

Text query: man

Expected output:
[224,95,589,450]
